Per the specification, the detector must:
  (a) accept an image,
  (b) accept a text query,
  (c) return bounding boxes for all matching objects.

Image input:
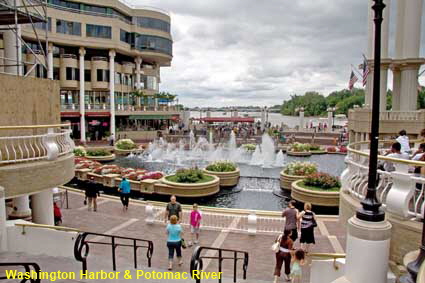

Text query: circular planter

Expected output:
[290,179,340,207]
[203,168,240,187]
[158,174,220,197]
[280,171,306,191]
[310,150,327,155]
[85,154,116,162]
[114,147,139,156]
[286,151,312,157]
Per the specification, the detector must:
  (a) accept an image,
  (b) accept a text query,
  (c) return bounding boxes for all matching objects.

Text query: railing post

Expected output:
[145,203,154,224]
[247,211,257,235]
[43,128,59,161]
[386,171,415,219]
[133,239,137,269]
[111,236,116,271]
[218,249,222,283]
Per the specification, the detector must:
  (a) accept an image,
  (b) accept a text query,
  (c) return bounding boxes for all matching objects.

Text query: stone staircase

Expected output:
[0,252,268,283]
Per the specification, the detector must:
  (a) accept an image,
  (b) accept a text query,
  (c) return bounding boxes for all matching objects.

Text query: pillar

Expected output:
[392,67,401,110]
[9,195,31,219]
[109,50,116,136]
[400,65,420,111]
[47,43,53,79]
[3,28,22,75]
[31,189,54,225]
[79,48,86,142]
[299,109,304,130]
[0,187,7,251]
[260,108,266,131]
[401,0,422,59]
[135,56,142,108]
[332,217,392,283]
[327,109,333,130]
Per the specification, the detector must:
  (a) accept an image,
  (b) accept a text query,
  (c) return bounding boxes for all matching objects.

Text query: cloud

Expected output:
[130,0,402,107]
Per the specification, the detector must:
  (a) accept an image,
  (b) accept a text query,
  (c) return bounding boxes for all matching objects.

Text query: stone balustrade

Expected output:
[343,140,425,221]
[0,124,75,165]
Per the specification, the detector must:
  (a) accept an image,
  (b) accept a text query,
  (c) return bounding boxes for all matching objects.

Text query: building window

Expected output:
[96,69,109,82]
[135,34,172,56]
[53,67,60,80]
[84,69,91,82]
[120,29,133,45]
[66,67,79,80]
[56,19,81,36]
[115,72,122,84]
[34,17,52,31]
[86,24,112,39]
[144,76,158,90]
[136,17,170,33]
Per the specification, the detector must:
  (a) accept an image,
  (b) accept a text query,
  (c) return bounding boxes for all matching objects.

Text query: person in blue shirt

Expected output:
[166,215,183,270]
[118,177,131,210]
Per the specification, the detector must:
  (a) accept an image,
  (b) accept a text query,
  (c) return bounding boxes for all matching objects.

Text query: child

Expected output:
[54,202,62,226]
[291,249,305,283]
[189,203,202,246]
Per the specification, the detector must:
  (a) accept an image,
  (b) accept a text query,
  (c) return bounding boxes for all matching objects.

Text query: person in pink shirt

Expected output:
[189,203,202,246]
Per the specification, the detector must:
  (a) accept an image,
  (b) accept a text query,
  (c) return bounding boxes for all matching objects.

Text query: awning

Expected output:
[129,114,177,120]
[61,112,81,117]
[197,117,255,123]
[86,112,111,117]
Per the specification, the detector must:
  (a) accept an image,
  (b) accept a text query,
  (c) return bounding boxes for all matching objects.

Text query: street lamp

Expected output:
[356,0,386,222]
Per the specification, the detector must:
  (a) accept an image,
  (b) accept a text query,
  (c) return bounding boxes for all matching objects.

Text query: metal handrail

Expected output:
[74,232,153,272]
[348,140,425,167]
[309,253,346,271]
[0,123,70,130]
[15,223,80,233]
[0,262,41,282]
[190,246,248,283]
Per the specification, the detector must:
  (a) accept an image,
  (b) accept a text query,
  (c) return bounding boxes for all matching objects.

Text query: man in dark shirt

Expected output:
[282,200,300,242]
[165,195,182,222]
[85,177,100,211]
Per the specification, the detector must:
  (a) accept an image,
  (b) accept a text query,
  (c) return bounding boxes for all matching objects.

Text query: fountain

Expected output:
[274,150,285,167]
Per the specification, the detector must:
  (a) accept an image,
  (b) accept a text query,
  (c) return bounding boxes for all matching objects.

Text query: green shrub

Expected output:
[86,149,111,157]
[206,161,237,172]
[116,139,137,150]
[284,161,317,176]
[304,172,340,190]
[289,142,310,152]
[166,168,214,183]
[242,144,256,151]
[73,146,86,157]
[309,144,321,151]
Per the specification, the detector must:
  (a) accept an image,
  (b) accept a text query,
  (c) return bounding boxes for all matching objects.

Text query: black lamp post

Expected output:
[356,0,386,222]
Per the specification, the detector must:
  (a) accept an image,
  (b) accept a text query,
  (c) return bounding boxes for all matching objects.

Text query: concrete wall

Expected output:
[339,192,422,264]
[0,73,60,128]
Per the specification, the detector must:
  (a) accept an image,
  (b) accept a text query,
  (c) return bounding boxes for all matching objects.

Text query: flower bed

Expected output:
[287,142,312,156]
[290,173,340,206]
[242,144,256,151]
[115,139,139,155]
[73,146,86,157]
[308,144,326,154]
[85,149,116,162]
[327,146,347,155]
[165,168,215,184]
[280,162,318,191]
[204,161,240,187]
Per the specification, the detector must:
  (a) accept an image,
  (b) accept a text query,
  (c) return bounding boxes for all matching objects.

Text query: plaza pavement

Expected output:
[1,188,347,283]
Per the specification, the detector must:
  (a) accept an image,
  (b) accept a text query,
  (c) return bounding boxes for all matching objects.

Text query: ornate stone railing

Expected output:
[0,124,75,165]
[343,140,425,220]
[379,111,421,121]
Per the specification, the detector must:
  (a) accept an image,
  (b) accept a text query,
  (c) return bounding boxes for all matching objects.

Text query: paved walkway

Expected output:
[55,189,347,283]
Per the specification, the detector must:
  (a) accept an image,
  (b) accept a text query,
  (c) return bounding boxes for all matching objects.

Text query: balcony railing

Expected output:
[60,54,77,59]
[343,140,425,220]
[85,104,109,110]
[0,124,74,165]
[61,104,79,110]
[379,111,421,121]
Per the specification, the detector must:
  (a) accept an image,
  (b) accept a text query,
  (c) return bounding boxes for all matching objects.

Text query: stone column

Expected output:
[0,187,7,251]
[79,48,86,142]
[392,66,401,111]
[332,217,392,283]
[260,108,266,131]
[9,195,31,219]
[400,64,421,111]
[31,189,54,225]
[327,109,333,130]
[47,43,54,79]
[299,108,304,130]
[109,50,116,136]
[135,57,142,108]
[3,27,22,75]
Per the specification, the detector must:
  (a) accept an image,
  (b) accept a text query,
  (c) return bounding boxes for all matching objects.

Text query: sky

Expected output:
[131,0,425,108]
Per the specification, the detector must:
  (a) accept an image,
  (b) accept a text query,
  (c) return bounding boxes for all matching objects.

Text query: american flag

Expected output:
[348,71,358,91]
[362,55,370,86]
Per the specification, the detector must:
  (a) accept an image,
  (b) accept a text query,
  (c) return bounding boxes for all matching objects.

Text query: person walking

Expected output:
[281,200,300,243]
[85,177,100,211]
[273,229,293,283]
[53,202,62,226]
[166,215,183,270]
[109,133,115,146]
[165,195,182,222]
[290,249,305,283]
[118,177,131,210]
[189,203,202,246]
[298,202,316,253]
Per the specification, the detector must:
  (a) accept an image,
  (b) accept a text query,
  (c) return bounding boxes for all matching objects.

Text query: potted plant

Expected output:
[280,161,318,191]
[287,142,312,156]
[291,172,340,207]
[161,168,220,197]
[204,161,240,187]
[115,139,138,155]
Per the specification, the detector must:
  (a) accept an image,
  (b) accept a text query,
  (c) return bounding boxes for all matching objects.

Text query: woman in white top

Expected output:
[396,130,411,154]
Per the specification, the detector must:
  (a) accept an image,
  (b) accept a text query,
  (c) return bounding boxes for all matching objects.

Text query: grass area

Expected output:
[165,175,215,184]
[298,181,340,192]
